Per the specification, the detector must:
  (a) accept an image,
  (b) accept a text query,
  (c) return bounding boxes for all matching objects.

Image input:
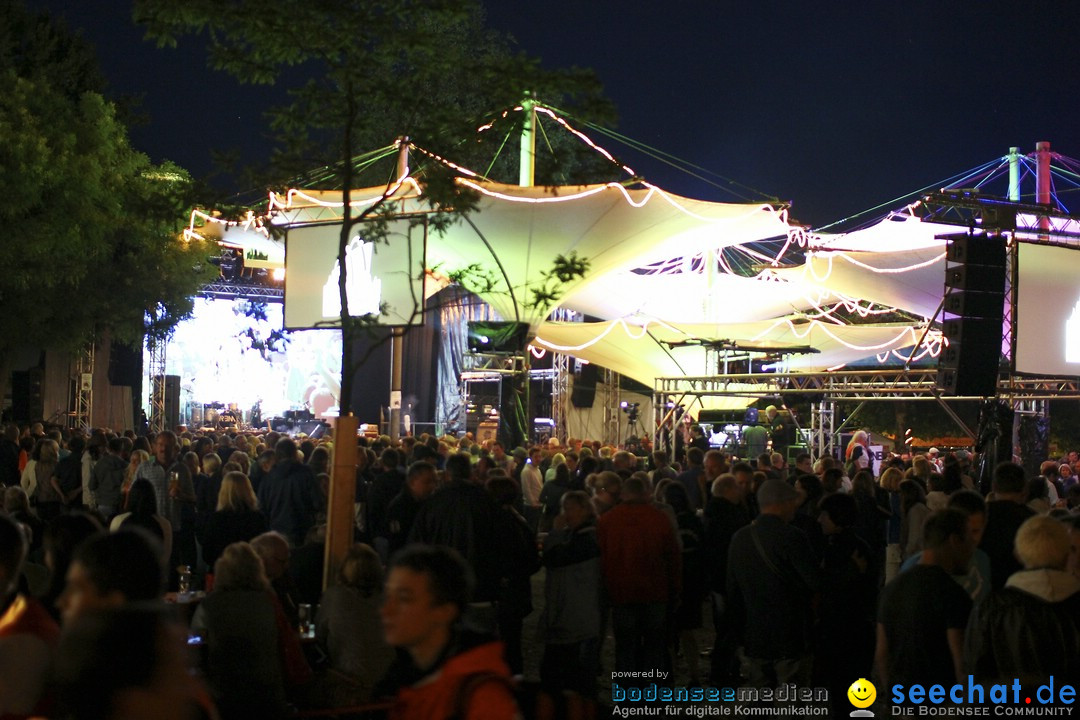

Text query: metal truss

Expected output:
[922,190,1080,245]
[147,338,167,433]
[551,353,570,445]
[655,370,1080,402]
[603,368,620,445]
[199,281,284,302]
[71,342,94,431]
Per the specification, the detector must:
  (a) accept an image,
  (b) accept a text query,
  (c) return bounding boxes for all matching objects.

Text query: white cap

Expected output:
[928,447,939,455]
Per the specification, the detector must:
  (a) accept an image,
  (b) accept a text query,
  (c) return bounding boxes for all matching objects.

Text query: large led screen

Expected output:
[284,222,426,329]
[1016,242,1080,376]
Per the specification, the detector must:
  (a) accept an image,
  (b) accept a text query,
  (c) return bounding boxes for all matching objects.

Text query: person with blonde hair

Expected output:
[122,449,150,505]
[201,471,268,568]
[312,544,394,705]
[21,438,62,521]
[966,515,1080,687]
[191,542,289,719]
[881,466,905,582]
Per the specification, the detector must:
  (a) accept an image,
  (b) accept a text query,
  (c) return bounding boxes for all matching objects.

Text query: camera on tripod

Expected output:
[620,401,640,424]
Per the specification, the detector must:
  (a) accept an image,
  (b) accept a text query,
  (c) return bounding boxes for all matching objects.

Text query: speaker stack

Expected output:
[936,233,1007,396]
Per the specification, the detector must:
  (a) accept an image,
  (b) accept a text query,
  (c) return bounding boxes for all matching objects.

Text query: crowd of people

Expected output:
[1,420,1080,718]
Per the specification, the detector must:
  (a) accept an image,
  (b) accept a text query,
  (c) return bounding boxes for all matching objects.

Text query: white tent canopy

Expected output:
[533,317,939,389]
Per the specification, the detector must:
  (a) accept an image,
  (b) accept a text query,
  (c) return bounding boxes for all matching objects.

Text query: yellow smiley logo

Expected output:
[847,678,876,709]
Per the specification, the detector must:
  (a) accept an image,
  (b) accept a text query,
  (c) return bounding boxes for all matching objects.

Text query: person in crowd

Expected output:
[136,430,196,571]
[875,509,974,689]
[816,492,876,713]
[4,486,44,558]
[925,473,948,511]
[88,436,127,521]
[112,478,172,564]
[251,531,300,628]
[966,515,1080,690]
[40,512,102,622]
[851,469,889,579]
[408,453,505,624]
[194,452,222,544]
[898,479,930,560]
[731,461,758,518]
[900,490,992,605]
[1026,476,1052,514]
[385,461,438,557]
[675,446,705,511]
[485,475,540,676]
[537,461,572,533]
[191,542,292,719]
[54,434,86,510]
[703,473,751,685]
[376,545,519,720]
[201,470,268,569]
[727,478,820,687]
[52,605,205,720]
[56,528,165,625]
[664,482,706,685]
[21,438,62,522]
[742,419,768,460]
[538,490,601,697]
[981,461,1036,590]
[520,446,544,526]
[257,437,319,547]
[880,465,905,582]
[367,448,406,556]
[312,543,395,706]
[0,513,60,718]
[122,448,150,503]
[597,474,681,682]
[0,424,21,488]
[589,470,621,516]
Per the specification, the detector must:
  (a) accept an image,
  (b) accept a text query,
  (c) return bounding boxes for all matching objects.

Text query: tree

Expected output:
[0,2,216,409]
[135,0,614,422]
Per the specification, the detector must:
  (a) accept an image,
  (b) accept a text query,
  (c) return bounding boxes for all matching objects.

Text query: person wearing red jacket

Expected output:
[597,474,681,683]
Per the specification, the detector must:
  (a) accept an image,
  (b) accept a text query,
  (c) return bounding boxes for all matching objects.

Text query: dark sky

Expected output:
[25,1,1080,226]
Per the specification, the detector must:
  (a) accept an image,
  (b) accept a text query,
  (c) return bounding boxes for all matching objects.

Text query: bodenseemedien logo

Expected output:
[848,678,876,717]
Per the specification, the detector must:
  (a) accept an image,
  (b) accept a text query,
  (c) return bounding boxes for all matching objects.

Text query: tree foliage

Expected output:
[0,2,216,400]
[134,0,615,421]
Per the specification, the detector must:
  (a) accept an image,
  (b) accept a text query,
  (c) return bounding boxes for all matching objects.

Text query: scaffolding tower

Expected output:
[147,337,167,433]
[71,342,94,431]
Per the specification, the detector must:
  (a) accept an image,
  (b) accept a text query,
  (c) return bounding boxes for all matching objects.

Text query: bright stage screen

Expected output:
[1016,242,1080,377]
[155,298,342,420]
[283,222,426,330]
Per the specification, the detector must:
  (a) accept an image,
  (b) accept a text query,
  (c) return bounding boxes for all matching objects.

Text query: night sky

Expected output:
[24,1,1080,227]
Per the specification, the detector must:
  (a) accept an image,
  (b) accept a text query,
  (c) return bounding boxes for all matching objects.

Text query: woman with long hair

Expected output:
[122,449,150,505]
[21,438,62,522]
[201,471,268,568]
[110,478,172,562]
[898,479,930,561]
[191,542,289,720]
[312,544,394,706]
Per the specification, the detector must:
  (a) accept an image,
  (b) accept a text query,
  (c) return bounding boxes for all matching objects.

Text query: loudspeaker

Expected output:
[937,233,1007,397]
[570,362,598,408]
[108,342,142,387]
[152,374,181,430]
[944,234,1008,266]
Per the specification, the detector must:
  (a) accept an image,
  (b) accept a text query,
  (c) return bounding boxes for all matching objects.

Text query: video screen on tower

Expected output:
[283,222,426,330]
[1015,242,1080,376]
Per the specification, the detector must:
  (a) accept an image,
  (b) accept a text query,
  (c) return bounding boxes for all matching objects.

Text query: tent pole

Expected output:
[1007,147,1020,202]
[389,139,410,443]
[519,94,536,187]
